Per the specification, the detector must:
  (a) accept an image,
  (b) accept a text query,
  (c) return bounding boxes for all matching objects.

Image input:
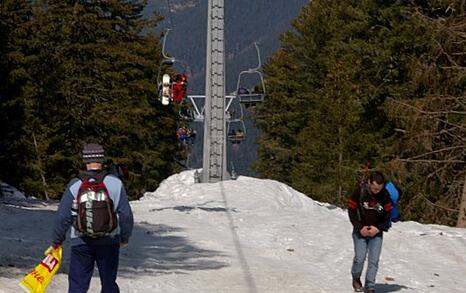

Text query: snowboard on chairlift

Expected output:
[161,73,171,106]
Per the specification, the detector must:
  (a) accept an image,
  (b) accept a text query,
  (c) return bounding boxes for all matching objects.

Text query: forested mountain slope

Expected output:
[144,0,308,93]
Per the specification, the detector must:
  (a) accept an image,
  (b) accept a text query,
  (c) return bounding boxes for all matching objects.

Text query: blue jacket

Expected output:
[52,170,134,246]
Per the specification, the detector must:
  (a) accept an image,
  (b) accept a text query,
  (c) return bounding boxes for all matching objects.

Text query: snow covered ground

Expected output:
[1,170,466,292]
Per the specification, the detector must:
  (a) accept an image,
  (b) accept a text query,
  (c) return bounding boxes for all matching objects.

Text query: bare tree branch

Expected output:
[408,146,466,160]
[399,159,466,163]
[419,193,459,212]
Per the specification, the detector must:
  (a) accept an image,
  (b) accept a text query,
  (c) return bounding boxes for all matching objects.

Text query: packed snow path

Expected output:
[1,170,466,292]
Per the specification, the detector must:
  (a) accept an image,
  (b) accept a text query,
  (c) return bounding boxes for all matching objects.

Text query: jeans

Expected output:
[69,243,120,293]
[351,230,383,290]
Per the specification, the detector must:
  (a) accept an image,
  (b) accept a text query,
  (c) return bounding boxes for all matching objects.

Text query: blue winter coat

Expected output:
[52,170,134,246]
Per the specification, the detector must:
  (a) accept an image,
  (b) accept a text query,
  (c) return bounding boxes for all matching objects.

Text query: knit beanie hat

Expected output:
[82,143,105,163]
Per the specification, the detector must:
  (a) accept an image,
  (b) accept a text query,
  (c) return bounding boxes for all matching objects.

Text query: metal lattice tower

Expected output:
[201,0,229,182]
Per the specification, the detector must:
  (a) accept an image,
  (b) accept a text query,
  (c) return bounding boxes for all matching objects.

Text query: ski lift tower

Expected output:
[201,0,229,182]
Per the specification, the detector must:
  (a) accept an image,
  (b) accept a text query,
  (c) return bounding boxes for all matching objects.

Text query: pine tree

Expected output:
[256,0,466,225]
[385,0,466,226]
[253,49,306,184]
[0,0,33,191]
[1,0,180,199]
[255,0,397,205]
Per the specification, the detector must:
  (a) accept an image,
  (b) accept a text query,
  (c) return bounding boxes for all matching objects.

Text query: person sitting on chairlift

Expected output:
[172,73,188,104]
[237,87,249,96]
[177,126,196,145]
[235,129,244,140]
[179,101,192,119]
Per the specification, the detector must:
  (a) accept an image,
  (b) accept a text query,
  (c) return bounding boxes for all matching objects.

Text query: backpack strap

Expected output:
[77,170,108,183]
[357,184,365,222]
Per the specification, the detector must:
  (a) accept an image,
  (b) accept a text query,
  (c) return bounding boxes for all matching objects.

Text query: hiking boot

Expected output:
[352,278,363,292]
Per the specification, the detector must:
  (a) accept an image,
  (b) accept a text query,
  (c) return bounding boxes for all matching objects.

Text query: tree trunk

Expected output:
[32,131,50,200]
[337,125,343,201]
[457,173,466,228]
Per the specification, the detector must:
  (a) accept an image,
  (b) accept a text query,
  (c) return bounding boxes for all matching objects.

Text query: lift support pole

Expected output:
[201,0,229,182]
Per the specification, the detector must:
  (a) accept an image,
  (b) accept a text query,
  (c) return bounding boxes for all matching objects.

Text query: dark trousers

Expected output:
[69,244,120,293]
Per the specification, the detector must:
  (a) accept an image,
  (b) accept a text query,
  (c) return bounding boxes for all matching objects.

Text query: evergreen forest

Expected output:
[0,0,183,200]
[1,0,465,227]
[254,0,466,227]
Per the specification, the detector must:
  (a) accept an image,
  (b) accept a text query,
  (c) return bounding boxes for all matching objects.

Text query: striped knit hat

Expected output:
[82,143,105,163]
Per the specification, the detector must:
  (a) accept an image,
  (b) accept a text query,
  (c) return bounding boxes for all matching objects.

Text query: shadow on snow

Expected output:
[150,205,238,213]
[117,221,228,276]
[375,283,410,292]
[0,202,228,278]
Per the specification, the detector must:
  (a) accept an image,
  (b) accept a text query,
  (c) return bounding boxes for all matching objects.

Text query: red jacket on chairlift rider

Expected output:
[172,73,188,104]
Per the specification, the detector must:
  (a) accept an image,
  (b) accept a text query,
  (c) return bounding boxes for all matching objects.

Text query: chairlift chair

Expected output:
[227,120,246,143]
[156,30,174,104]
[235,42,266,105]
[156,29,191,109]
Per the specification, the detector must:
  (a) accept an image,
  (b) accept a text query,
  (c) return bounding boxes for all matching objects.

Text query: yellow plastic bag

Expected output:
[20,246,62,293]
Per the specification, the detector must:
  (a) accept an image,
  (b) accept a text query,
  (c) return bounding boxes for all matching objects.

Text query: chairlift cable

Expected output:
[166,0,174,27]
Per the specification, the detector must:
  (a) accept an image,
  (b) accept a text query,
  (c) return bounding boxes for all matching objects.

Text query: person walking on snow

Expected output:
[348,171,392,293]
[51,143,133,293]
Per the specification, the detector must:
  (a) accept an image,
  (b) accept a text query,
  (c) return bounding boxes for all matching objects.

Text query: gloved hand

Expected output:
[44,243,62,256]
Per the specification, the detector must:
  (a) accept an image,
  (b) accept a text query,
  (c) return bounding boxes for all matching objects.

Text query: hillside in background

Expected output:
[145,0,308,93]
[144,0,309,175]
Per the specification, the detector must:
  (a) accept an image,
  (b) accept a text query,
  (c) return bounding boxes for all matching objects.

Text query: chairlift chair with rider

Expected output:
[236,42,266,106]
[227,121,246,144]
[156,29,191,112]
